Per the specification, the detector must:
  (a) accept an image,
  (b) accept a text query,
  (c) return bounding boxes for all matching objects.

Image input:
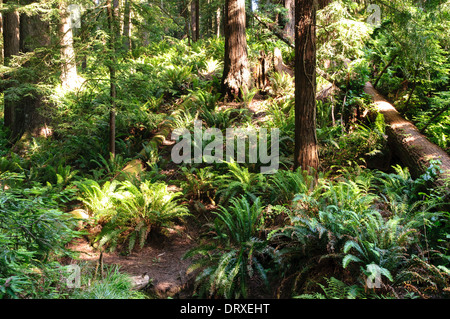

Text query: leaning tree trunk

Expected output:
[221,0,251,100]
[364,82,450,185]
[293,0,319,173]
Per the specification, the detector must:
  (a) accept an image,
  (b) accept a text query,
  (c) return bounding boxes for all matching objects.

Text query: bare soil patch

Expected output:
[67,216,202,298]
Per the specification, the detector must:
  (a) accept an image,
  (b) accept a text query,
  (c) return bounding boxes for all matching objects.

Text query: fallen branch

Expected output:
[252,13,294,49]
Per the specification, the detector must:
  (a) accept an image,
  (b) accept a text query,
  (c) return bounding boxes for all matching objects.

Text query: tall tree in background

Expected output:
[122,0,132,51]
[59,0,78,90]
[2,0,20,128]
[191,0,199,41]
[293,0,319,172]
[106,0,119,157]
[10,0,51,141]
[283,0,294,41]
[221,0,250,100]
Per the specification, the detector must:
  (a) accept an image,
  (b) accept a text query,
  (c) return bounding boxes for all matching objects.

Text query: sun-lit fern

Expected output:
[77,178,189,254]
[268,71,294,98]
[76,179,121,222]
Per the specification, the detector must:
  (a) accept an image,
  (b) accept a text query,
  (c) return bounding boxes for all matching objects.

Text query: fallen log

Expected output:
[364,82,450,187]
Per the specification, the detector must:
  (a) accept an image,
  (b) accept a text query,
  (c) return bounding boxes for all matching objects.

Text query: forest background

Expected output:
[0,0,449,300]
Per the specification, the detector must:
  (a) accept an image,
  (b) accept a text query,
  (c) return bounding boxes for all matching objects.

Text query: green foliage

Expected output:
[200,105,235,130]
[319,112,388,168]
[316,0,373,85]
[0,181,83,298]
[69,263,147,299]
[269,168,321,204]
[77,178,189,254]
[1,0,448,300]
[184,197,277,298]
[296,277,367,299]
[269,165,448,297]
[268,72,294,98]
[366,0,450,147]
[162,65,194,97]
[176,166,217,203]
[215,161,269,205]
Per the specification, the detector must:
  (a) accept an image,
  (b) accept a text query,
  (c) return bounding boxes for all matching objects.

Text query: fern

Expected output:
[75,179,121,221]
[268,72,294,98]
[77,178,189,254]
[269,168,321,204]
[215,161,268,205]
[184,196,277,298]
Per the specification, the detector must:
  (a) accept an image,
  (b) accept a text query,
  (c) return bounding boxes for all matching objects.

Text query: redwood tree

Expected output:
[2,0,20,128]
[191,0,200,42]
[221,0,251,100]
[293,0,319,172]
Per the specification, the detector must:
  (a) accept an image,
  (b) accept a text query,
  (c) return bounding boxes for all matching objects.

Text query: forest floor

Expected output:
[66,95,280,299]
[68,215,201,298]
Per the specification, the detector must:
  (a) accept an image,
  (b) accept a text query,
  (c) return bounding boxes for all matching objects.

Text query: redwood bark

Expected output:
[191,0,200,42]
[293,0,319,173]
[364,82,450,183]
[10,2,50,141]
[3,1,20,128]
[221,0,251,100]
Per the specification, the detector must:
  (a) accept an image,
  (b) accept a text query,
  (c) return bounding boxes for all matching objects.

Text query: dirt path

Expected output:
[68,217,200,298]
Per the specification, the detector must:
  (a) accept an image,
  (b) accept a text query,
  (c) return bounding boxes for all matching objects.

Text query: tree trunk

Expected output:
[221,0,251,100]
[181,0,191,43]
[10,2,50,142]
[122,0,132,51]
[216,6,222,38]
[255,50,269,92]
[364,82,450,183]
[293,0,319,173]
[106,0,118,157]
[2,0,20,128]
[283,0,295,41]
[59,1,78,90]
[190,0,199,42]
